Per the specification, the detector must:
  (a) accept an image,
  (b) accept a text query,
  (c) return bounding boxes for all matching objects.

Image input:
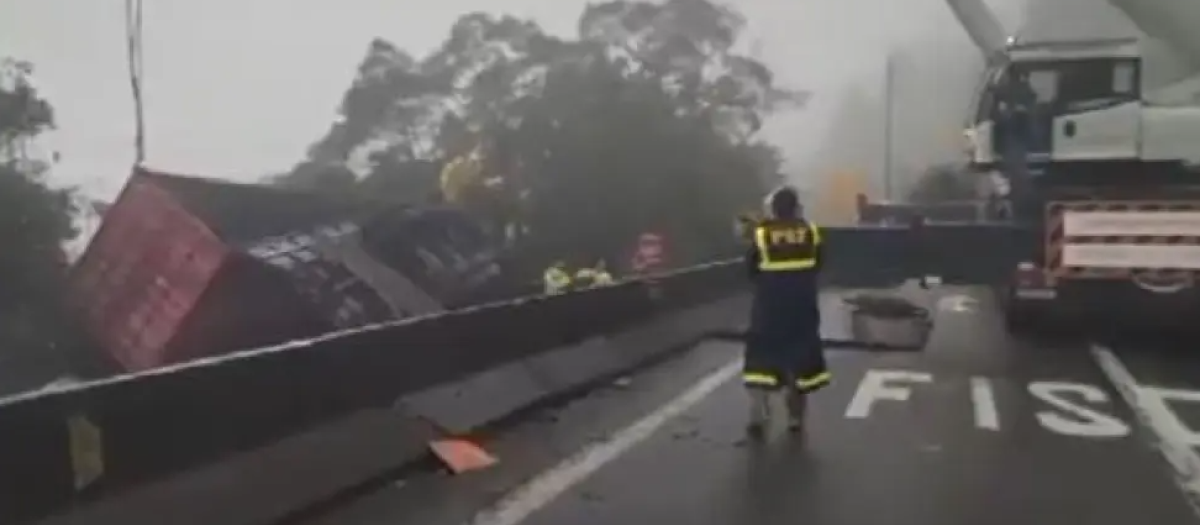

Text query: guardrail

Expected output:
[2,222,1025,524]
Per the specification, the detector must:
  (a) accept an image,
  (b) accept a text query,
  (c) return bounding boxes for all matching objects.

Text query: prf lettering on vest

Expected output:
[768,226,809,245]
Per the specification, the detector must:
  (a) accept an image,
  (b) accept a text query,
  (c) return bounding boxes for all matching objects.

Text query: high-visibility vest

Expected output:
[575,268,614,287]
[592,270,614,286]
[440,151,484,204]
[753,219,822,272]
[544,267,572,294]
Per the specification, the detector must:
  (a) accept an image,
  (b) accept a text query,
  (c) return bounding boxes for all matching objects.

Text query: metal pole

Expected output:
[883,53,895,201]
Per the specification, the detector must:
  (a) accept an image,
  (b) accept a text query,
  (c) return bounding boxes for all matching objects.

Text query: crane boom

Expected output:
[1104,0,1200,68]
[943,0,1008,60]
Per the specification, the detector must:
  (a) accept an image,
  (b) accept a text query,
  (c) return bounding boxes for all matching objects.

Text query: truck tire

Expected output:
[1004,303,1035,336]
[1002,291,1043,339]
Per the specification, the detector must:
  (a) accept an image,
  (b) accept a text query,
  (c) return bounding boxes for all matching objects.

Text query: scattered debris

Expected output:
[429,437,498,474]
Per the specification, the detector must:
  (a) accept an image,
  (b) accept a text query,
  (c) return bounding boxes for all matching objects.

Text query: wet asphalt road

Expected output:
[302,285,1200,525]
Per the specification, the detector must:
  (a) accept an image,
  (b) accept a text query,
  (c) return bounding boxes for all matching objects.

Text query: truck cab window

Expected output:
[1023,58,1140,113]
[1112,61,1137,94]
[1026,69,1058,103]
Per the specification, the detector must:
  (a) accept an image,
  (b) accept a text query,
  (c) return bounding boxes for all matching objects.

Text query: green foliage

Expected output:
[0,58,55,146]
[0,57,78,368]
[274,0,806,265]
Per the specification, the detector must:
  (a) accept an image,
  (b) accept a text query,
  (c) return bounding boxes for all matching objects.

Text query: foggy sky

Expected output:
[2,0,1025,200]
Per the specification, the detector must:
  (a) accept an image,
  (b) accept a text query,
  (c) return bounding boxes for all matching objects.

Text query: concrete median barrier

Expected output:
[405,290,750,436]
[37,408,437,525]
[0,260,746,525]
[8,250,943,525]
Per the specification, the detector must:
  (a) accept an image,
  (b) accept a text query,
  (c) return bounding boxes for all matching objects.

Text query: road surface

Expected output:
[299,285,1200,525]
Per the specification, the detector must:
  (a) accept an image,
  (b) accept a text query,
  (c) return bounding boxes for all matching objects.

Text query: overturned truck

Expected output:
[68,167,513,374]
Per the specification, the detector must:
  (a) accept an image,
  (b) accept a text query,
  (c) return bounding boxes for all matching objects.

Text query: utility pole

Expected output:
[882,52,896,201]
[125,0,146,165]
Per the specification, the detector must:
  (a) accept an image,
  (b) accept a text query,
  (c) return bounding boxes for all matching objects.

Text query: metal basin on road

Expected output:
[844,294,933,350]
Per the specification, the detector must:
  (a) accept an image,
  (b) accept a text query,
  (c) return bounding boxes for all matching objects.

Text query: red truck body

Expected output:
[68,169,334,372]
[68,166,509,374]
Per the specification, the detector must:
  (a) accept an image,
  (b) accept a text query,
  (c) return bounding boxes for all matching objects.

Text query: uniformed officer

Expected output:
[574,260,615,289]
[544,261,573,294]
[744,185,829,438]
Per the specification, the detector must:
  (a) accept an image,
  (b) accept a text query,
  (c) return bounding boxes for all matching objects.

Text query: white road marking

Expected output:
[1140,386,1200,448]
[844,369,932,419]
[1027,381,1129,438]
[937,295,977,313]
[463,359,741,525]
[1090,345,1200,513]
[970,376,1000,431]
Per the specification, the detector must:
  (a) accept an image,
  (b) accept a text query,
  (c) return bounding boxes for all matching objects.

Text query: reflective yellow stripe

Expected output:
[796,371,831,389]
[545,269,573,293]
[754,227,771,265]
[754,224,818,272]
[760,259,816,271]
[743,372,778,386]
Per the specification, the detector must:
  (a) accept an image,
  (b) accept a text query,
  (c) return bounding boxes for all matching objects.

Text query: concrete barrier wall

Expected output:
[0,260,748,525]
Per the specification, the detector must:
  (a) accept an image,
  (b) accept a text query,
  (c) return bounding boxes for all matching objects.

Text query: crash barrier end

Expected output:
[8,259,748,525]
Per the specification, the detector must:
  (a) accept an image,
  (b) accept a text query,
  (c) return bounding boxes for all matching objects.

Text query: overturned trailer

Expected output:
[68,168,511,374]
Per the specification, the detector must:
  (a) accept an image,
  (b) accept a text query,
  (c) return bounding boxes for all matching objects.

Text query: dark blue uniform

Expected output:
[744,218,829,393]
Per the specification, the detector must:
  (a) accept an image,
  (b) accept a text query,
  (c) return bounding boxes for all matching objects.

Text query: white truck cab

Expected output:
[964,38,1143,169]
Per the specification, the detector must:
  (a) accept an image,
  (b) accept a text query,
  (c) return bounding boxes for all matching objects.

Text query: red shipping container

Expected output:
[70,175,229,372]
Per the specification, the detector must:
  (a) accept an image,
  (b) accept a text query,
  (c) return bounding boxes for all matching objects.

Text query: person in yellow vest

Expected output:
[440,146,484,206]
[575,260,614,288]
[743,185,828,439]
[543,261,573,294]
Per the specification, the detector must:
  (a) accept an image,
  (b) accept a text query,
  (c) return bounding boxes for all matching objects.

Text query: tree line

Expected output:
[0,58,81,386]
[269,0,807,267]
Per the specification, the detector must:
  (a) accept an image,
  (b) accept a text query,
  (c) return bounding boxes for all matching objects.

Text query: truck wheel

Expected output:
[1003,297,1041,339]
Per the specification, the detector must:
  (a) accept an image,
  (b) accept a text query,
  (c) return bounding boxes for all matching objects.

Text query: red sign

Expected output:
[631,232,666,273]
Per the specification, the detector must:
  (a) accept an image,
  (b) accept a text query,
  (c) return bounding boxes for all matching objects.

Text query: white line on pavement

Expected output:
[1090,344,1200,516]
[463,359,742,525]
[970,376,1000,431]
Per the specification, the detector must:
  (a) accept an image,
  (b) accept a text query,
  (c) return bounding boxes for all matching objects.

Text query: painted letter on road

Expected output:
[1137,387,1200,448]
[1028,381,1130,438]
[845,369,933,419]
[971,376,1000,430]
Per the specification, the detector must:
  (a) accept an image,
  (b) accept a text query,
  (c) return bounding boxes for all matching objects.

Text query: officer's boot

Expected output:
[746,388,773,439]
[785,389,808,434]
